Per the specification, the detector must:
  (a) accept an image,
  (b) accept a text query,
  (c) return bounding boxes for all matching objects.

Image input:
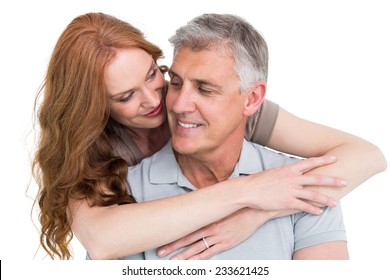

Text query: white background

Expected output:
[1,0,389,276]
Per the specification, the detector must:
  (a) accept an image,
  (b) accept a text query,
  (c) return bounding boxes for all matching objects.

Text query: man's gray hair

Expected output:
[169,13,269,93]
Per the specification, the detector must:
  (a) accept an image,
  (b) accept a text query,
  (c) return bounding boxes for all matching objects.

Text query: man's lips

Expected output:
[145,102,163,117]
[177,120,202,128]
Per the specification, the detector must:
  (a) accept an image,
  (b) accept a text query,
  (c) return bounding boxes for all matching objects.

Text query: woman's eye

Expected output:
[119,93,133,103]
[147,68,158,81]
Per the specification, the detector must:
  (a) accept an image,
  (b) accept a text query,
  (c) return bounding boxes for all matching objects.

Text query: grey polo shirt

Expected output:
[119,140,347,260]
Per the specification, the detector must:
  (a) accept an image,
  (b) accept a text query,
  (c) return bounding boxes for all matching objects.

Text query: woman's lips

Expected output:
[145,102,163,117]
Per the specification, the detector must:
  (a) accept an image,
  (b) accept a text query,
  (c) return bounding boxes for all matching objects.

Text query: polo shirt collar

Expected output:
[149,139,179,184]
[231,139,264,177]
[149,139,264,189]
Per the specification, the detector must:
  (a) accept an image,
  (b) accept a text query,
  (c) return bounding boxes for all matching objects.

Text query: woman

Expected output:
[32,12,386,260]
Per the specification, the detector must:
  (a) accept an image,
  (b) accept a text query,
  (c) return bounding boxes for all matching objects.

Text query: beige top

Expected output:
[244,98,279,146]
[110,99,279,166]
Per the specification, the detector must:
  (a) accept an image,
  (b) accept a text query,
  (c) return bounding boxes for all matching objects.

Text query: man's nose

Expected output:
[172,86,196,114]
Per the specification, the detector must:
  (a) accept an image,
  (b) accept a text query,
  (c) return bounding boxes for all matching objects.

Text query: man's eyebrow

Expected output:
[168,69,221,89]
[111,60,155,98]
[195,79,222,92]
[168,68,178,78]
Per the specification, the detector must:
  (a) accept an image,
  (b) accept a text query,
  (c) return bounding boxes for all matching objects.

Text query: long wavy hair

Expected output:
[32,12,163,259]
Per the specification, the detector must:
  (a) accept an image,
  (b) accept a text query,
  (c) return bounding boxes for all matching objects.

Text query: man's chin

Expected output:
[172,139,197,155]
[172,145,195,156]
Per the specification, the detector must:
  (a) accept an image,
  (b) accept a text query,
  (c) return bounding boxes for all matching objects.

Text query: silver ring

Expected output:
[202,237,210,249]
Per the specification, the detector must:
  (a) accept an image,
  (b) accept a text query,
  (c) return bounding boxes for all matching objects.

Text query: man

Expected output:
[123,13,348,260]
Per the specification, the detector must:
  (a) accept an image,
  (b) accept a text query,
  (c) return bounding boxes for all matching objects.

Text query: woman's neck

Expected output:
[125,120,171,157]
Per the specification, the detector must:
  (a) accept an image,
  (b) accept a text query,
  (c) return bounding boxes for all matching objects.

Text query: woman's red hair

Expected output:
[33,12,163,259]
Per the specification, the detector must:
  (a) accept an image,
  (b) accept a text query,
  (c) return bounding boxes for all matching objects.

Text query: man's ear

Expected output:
[243,81,266,116]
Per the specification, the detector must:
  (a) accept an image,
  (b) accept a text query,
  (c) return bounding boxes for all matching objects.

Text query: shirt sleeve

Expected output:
[293,203,347,252]
[245,99,279,146]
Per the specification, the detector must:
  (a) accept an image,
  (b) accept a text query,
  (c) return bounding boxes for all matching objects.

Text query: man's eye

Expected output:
[169,79,182,88]
[198,87,212,94]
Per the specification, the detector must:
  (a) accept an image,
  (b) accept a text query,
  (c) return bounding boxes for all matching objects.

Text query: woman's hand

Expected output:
[157,156,346,260]
[243,155,346,215]
[157,208,273,260]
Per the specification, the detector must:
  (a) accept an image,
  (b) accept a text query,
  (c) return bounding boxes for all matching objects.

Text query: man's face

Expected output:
[166,47,248,157]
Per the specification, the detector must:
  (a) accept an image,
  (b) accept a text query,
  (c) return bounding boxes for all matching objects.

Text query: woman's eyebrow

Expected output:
[111,60,155,98]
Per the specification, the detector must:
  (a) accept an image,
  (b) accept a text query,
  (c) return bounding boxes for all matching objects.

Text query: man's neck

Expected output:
[176,137,244,189]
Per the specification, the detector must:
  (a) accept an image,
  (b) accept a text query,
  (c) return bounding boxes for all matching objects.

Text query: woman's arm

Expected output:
[69,184,248,260]
[69,156,343,259]
[268,107,387,200]
[158,105,386,260]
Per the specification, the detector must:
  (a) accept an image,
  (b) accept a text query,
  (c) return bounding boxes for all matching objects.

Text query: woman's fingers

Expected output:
[291,156,337,174]
[289,199,325,215]
[158,231,219,260]
[158,157,346,260]
[298,189,338,207]
[187,243,223,260]
[296,173,347,187]
[170,237,216,260]
[157,229,206,257]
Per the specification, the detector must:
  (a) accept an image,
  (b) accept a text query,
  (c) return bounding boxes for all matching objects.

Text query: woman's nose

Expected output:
[141,87,160,108]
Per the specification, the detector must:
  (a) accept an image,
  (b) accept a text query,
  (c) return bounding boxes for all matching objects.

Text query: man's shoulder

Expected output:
[245,140,301,168]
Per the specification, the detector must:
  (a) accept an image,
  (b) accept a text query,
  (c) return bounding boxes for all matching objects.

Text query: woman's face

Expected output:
[106,48,166,129]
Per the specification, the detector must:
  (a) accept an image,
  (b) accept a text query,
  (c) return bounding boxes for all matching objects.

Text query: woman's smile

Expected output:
[145,101,164,117]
